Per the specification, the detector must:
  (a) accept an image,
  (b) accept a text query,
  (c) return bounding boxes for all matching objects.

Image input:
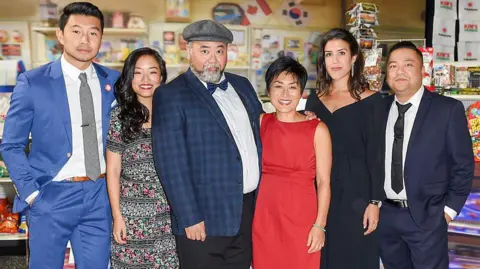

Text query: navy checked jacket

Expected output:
[152,69,263,236]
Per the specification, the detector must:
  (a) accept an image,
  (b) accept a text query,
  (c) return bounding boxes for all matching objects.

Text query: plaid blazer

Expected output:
[152,69,263,236]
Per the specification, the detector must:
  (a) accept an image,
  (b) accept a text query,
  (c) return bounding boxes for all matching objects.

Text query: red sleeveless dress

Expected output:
[252,113,320,269]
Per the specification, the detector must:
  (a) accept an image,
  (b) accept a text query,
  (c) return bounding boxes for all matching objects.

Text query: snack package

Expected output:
[0,198,19,234]
[0,213,19,233]
[363,48,382,80]
[456,66,470,88]
[359,38,374,49]
[346,2,379,15]
[367,74,385,92]
[363,48,383,91]
[466,101,480,162]
[434,64,455,89]
[0,166,8,178]
[347,13,379,27]
[418,47,434,92]
[0,198,8,214]
[350,26,377,39]
[18,213,28,234]
[468,67,480,88]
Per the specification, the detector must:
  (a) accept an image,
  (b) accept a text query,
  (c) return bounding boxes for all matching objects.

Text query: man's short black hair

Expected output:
[59,2,104,32]
[386,41,423,64]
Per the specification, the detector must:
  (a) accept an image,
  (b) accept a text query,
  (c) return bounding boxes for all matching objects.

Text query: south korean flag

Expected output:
[280,0,310,26]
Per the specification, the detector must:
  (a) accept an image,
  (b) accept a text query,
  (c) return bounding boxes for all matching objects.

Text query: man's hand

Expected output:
[444,213,452,225]
[185,221,206,241]
[363,204,380,235]
[304,111,319,121]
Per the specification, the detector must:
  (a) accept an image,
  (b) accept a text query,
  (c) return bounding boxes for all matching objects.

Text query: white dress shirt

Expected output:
[26,55,105,203]
[384,87,457,219]
[200,74,260,193]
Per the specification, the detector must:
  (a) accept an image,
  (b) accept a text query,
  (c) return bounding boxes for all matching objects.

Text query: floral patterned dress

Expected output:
[107,107,179,269]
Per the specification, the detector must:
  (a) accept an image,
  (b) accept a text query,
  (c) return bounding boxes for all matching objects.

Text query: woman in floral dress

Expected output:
[106,47,179,268]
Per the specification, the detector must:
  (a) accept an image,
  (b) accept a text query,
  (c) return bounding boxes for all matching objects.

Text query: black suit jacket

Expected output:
[375,89,474,229]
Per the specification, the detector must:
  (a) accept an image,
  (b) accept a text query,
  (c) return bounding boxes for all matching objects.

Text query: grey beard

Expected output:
[190,64,223,83]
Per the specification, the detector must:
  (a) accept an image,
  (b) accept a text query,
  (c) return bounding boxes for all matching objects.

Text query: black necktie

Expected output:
[206,79,228,95]
[392,102,412,194]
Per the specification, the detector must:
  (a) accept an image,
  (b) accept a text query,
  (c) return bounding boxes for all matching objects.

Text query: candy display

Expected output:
[18,213,28,234]
[346,2,379,49]
[448,191,480,236]
[346,2,382,91]
[433,62,480,93]
[363,48,384,91]
[466,102,480,162]
[449,245,480,268]
[0,160,9,177]
[0,198,19,234]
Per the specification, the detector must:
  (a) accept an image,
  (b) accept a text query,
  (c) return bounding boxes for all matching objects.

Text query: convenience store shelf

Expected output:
[32,26,148,36]
[0,177,11,183]
[0,233,28,241]
[444,94,480,101]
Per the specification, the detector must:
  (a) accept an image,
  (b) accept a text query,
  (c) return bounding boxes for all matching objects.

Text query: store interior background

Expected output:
[0,0,479,268]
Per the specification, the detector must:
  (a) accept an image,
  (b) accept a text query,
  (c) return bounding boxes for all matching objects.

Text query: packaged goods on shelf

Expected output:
[0,198,19,234]
[433,62,480,92]
[449,191,480,236]
[363,48,383,91]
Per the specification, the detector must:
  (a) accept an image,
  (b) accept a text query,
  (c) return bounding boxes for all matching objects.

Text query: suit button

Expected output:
[67,153,71,157]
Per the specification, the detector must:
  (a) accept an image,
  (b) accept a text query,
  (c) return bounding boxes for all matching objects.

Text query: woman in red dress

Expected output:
[252,56,332,269]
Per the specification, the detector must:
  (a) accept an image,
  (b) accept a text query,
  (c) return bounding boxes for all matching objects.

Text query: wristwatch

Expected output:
[369,200,382,208]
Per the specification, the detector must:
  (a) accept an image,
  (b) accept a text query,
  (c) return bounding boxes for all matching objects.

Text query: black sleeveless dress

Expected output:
[306,92,385,269]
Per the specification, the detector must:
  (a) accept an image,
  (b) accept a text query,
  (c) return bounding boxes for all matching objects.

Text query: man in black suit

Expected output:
[377,41,474,269]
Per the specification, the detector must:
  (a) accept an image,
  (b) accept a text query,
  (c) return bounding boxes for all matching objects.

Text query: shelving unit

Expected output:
[31,26,148,37]
[0,138,29,243]
[30,25,149,73]
[446,94,480,101]
[447,161,480,250]
[0,233,28,241]
[0,175,19,243]
[0,177,12,183]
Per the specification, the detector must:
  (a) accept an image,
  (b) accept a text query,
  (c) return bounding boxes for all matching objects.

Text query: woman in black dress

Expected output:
[305,28,385,269]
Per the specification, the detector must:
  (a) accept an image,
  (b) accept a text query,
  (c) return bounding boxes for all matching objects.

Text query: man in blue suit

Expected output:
[152,20,263,269]
[0,3,119,269]
[377,41,474,269]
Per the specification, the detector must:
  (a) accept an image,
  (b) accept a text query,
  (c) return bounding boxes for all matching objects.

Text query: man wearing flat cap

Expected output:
[151,20,263,269]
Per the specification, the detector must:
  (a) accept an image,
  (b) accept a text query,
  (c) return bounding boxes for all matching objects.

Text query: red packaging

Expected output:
[418,47,434,92]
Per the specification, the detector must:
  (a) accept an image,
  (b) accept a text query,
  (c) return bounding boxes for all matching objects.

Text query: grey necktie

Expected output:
[79,73,100,181]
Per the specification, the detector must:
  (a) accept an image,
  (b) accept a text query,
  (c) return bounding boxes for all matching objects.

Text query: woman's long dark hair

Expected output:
[114,47,167,143]
[316,28,368,100]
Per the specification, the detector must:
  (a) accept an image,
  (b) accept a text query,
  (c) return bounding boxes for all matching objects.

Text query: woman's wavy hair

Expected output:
[316,28,368,100]
[114,47,167,143]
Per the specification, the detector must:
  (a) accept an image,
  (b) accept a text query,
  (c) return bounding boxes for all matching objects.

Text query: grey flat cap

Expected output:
[182,20,233,44]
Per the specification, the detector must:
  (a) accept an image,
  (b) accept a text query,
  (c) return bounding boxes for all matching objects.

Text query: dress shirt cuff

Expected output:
[25,190,39,205]
[444,206,458,220]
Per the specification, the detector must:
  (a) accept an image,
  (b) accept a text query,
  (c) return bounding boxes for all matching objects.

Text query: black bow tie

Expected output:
[206,79,228,94]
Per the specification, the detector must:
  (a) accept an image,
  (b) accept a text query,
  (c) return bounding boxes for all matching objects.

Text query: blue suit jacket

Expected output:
[377,89,474,229]
[152,69,263,236]
[0,59,120,213]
